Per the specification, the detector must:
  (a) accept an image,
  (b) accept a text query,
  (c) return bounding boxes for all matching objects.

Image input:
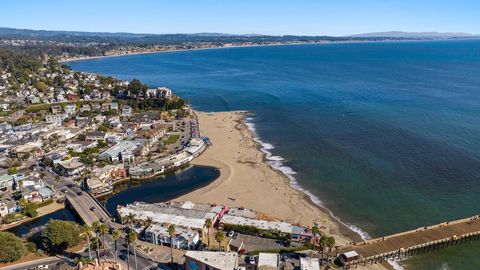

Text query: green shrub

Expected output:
[42,220,81,254]
[0,232,28,263]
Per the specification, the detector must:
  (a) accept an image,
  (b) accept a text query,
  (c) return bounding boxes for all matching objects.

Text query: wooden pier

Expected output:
[339,215,480,268]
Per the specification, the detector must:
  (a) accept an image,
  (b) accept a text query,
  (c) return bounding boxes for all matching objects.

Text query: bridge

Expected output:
[65,189,112,226]
[339,215,480,268]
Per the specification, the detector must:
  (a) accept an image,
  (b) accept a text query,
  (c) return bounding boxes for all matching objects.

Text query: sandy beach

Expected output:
[176,111,394,269]
[177,111,358,245]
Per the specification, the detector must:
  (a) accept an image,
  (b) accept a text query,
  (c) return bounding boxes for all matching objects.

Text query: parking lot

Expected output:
[229,233,286,252]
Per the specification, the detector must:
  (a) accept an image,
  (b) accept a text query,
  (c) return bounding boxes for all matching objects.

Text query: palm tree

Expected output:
[92,221,101,264]
[311,223,320,249]
[99,223,109,262]
[326,236,336,263]
[167,224,176,265]
[127,231,138,270]
[204,218,212,250]
[126,213,136,225]
[112,230,121,263]
[319,235,328,265]
[214,231,225,251]
[125,231,132,270]
[80,224,92,259]
[142,217,153,235]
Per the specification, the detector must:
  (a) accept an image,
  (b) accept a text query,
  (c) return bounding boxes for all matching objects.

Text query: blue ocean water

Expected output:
[69,40,480,269]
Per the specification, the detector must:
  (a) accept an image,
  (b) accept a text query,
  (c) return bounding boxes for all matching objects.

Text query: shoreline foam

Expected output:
[244,116,374,240]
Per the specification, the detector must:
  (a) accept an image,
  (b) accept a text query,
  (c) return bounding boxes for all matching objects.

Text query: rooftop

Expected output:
[185,251,238,270]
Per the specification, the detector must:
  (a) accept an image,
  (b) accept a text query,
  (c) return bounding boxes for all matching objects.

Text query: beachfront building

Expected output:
[185,251,238,270]
[221,207,313,242]
[128,162,164,179]
[117,201,227,235]
[145,223,200,249]
[185,138,206,157]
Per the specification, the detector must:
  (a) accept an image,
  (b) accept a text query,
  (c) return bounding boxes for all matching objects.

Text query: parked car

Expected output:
[248,256,256,264]
[36,265,49,270]
[119,254,128,261]
[228,231,235,238]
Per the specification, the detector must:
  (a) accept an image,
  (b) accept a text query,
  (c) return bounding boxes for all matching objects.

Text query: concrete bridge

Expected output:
[339,215,480,268]
[65,189,111,226]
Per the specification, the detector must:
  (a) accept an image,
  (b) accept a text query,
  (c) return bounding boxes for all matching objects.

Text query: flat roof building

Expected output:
[185,251,238,270]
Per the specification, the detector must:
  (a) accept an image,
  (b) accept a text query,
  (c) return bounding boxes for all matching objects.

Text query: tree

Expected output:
[318,235,328,265]
[126,231,138,270]
[34,81,47,92]
[112,230,121,263]
[92,221,101,263]
[326,236,336,263]
[8,167,18,175]
[22,203,38,218]
[126,212,136,225]
[42,220,80,254]
[311,223,320,250]
[80,224,93,259]
[214,231,225,251]
[142,216,153,235]
[204,218,212,250]
[0,232,28,263]
[167,224,176,264]
[99,223,109,262]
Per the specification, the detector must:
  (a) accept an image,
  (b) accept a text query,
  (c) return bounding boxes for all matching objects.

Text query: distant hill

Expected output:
[349,31,475,38]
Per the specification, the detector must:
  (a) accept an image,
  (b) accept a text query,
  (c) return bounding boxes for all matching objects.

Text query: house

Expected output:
[63,119,76,128]
[145,223,200,249]
[64,104,77,115]
[158,87,173,99]
[37,187,54,201]
[121,105,132,116]
[45,113,67,124]
[80,104,91,112]
[55,158,85,176]
[0,203,8,217]
[50,105,62,114]
[338,251,359,266]
[0,103,10,111]
[22,186,41,202]
[110,102,119,110]
[185,251,238,270]
[0,174,13,191]
[66,141,97,153]
[67,93,78,101]
[86,131,107,141]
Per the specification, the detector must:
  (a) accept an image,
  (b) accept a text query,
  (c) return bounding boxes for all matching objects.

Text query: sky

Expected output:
[0,0,479,36]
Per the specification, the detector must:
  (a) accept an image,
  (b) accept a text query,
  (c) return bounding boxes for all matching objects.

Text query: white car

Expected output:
[228,230,235,237]
[36,265,49,270]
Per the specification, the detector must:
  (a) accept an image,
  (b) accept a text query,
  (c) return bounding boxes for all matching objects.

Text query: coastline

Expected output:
[176,111,394,269]
[175,111,361,245]
[59,42,319,63]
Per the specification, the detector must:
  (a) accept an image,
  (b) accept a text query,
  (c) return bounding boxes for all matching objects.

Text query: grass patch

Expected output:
[164,134,180,145]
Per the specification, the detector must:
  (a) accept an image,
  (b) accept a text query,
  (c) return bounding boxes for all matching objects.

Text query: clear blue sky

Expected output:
[0,0,479,36]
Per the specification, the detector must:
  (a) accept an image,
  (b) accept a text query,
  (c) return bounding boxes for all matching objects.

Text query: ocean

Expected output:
[69,40,480,269]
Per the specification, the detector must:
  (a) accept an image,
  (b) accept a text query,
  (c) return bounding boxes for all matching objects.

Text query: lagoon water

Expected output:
[70,40,480,269]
